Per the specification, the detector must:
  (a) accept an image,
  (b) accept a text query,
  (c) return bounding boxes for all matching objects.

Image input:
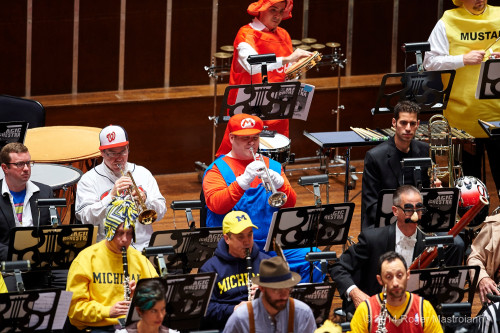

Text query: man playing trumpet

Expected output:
[203,114,322,283]
[199,211,270,331]
[76,125,166,251]
[67,198,158,332]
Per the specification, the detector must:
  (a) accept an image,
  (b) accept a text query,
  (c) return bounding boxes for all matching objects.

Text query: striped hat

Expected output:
[104,197,139,241]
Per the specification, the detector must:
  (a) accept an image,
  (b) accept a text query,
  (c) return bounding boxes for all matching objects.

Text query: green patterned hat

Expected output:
[104,197,139,241]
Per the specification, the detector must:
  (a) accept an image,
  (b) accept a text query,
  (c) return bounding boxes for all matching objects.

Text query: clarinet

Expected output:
[246,248,253,301]
[376,286,388,333]
[122,246,131,301]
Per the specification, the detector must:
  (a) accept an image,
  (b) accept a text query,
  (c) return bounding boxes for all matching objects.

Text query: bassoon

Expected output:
[409,194,488,270]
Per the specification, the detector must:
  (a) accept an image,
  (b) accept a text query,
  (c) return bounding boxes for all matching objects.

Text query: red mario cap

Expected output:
[228,114,263,136]
[99,125,129,150]
[247,0,293,20]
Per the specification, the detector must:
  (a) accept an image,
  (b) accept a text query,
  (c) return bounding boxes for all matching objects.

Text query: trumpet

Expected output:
[116,164,158,225]
[249,147,287,208]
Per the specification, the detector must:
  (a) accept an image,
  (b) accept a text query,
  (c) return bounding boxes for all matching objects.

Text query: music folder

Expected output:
[264,203,355,252]
[408,265,479,308]
[0,288,72,332]
[475,58,500,99]
[122,274,216,331]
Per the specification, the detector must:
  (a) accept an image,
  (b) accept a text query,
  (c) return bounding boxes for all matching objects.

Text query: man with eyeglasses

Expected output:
[75,125,166,250]
[203,114,323,283]
[0,142,54,262]
[361,100,436,230]
[330,185,463,316]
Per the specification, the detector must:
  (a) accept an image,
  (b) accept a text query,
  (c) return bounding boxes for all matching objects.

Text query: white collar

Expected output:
[395,223,417,242]
[249,17,270,32]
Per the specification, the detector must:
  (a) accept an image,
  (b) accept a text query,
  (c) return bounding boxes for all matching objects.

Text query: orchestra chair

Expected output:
[0,94,45,128]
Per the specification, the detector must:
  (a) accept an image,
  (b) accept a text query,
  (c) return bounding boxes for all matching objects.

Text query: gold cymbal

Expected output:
[311,43,325,50]
[297,45,311,51]
[214,52,232,59]
[291,39,302,46]
[326,42,341,48]
[301,37,317,44]
[220,45,234,52]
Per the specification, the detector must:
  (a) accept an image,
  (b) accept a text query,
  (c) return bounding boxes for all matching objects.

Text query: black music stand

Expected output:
[0,121,28,149]
[475,59,500,99]
[7,225,94,289]
[478,120,500,140]
[0,288,72,332]
[370,70,455,115]
[290,282,336,326]
[148,228,223,274]
[218,81,302,124]
[408,265,480,308]
[375,188,459,233]
[122,274,216,332]
[263,203,354,282]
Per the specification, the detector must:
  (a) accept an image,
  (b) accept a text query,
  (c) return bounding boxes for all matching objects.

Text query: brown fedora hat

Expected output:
[252,256,301,288]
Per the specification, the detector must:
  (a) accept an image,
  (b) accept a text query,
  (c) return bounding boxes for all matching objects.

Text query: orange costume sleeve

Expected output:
[202,156,296,215]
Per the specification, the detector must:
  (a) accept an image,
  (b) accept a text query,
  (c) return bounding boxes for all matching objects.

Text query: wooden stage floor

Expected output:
[152,158,499,319]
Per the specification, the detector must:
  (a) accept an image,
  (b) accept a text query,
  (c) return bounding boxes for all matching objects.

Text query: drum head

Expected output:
[29,164,83,190]
[259,134,290,151]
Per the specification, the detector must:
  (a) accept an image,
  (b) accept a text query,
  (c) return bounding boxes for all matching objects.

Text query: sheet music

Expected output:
[476,59,500,99]
[264,211,279,252]
[28,290,72,330]
[292,84,315,121]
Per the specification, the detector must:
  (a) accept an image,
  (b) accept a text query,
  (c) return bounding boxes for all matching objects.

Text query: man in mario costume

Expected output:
[203,113,323,283]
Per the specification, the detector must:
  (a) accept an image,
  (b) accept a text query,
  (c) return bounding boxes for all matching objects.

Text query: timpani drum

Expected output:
[258,134,291,164]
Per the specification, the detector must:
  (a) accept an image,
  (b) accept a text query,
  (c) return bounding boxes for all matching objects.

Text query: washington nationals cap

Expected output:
[99,125,129,150]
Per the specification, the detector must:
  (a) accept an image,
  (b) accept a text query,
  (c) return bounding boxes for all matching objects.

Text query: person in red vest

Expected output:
[216,0,311,157]
[350,251,442,333]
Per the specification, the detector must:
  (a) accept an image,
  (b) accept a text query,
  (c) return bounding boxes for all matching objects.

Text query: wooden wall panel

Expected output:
[396,0,440,72]
[124,0,166,89]
[351,0,393,75]
[31,0,73,95]
[0,1,26,96]
[217,0,251,49]
[78,0,121,92]
[169,0,212,87]
[306,0,349,79]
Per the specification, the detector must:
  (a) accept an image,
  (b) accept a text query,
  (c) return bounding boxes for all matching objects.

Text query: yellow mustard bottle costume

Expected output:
[441,5,500,138]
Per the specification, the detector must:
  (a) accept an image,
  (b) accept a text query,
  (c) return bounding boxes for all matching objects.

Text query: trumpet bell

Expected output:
[139,209,157,225]
[269,192,287,208]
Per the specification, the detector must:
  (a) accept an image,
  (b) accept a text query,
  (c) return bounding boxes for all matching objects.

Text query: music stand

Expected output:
[148,228,223,274]
[0,288,72,332]
[478,119,500,140]
[7,225,94,288]
[123,274,216,332]
[0,121,28,149]
[408,265,480,308]
[290,282,336,326]
[218,81,302,124]
[375,188,459,233]
[475,59,500,99]
[370,70,455,115]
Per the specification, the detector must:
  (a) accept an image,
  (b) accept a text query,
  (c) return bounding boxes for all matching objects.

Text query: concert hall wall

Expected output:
[0,0,452,174]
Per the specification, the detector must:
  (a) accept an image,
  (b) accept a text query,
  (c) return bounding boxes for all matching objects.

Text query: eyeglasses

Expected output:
[396,204,426,216]
[6,161,35,168]
[104,147,129,158]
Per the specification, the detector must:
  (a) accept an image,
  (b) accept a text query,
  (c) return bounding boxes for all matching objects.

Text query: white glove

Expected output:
[267,169,285,189]
[236,161,266,190]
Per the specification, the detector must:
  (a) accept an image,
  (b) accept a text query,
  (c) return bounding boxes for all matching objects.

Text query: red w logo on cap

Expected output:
[106,132,116,143]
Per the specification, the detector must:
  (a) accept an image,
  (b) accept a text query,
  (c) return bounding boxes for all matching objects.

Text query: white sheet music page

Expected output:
[28,290,72,330]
